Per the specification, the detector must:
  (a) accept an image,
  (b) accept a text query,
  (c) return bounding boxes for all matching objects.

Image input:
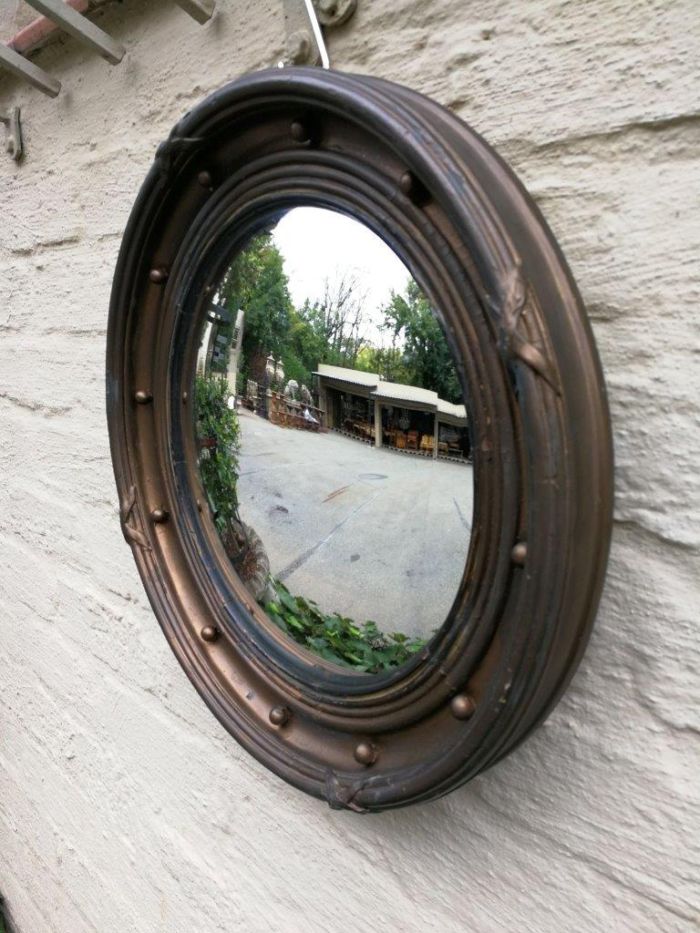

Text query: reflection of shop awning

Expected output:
[371,381,438,412]
[313,364,379,398]
[437,398,468,427]
[315,364,467,425]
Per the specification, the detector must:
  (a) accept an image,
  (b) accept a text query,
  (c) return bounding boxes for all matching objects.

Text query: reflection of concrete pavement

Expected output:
[237,408,473,638]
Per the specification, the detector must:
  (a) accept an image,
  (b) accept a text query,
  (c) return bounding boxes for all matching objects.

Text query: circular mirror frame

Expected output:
[107,68,613,812]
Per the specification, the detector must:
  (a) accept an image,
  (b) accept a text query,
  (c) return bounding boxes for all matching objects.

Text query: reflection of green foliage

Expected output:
[380,280,462,403]
[279,294,365,389]
[355,345,411,383]
[265,580,427,673]
[218,233,294,381]
[277,306,327,388]
[195,374,240,532]
[219,235,371,388]
[216,229,459,403]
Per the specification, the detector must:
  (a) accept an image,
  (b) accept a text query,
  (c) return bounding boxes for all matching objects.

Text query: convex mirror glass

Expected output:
[194,207,473,673]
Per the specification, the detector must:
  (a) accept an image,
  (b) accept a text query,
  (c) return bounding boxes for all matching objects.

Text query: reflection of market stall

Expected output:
[315,364,469,462]
[373,381,437,454]
[313,365,378,444]
[268,391,324,431]
[435,399,471,460]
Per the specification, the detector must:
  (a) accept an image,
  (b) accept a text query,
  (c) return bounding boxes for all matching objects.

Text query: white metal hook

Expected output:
[302,0,330,68]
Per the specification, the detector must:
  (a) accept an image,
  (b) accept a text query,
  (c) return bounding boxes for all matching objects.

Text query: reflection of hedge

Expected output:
[195,374,241,533]
[266,580,427,673]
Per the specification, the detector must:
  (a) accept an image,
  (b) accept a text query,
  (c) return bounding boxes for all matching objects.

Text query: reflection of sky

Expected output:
[272,207,412,348]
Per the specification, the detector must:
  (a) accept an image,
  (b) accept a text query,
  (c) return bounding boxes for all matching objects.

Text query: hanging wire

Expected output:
[302,0,331,68]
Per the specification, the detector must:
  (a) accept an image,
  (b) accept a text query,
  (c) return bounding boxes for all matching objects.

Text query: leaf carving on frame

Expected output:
[491,260,561,395]
[154,133,205,178]
[120,485,152,552]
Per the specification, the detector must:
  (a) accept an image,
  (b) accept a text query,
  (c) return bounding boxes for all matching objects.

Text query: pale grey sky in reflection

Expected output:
[272,207,412,347]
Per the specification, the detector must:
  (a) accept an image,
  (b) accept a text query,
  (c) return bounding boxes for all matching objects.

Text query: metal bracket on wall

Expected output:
[0,0,354,154]
[173,0,216,25]
[0,0,126,97]
[0,43,61,97]
[312,0,357,28]
[280,0,357,68]
[0,107,23,161]
[23,0,125,64]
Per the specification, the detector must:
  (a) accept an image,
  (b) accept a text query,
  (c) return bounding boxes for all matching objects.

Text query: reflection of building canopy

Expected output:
[314,363,467,426]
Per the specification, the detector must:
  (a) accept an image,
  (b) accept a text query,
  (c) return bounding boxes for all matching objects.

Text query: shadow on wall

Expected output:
[0,895,13,933]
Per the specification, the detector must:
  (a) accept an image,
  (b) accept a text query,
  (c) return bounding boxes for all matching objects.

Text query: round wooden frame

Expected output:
[107,68,613,811]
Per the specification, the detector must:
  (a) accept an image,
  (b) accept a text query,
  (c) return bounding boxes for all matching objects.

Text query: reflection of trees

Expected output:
[216,233,461,403]
[355,345,409,384]
[300,273,367,367]
[283,274,368,387]
[218,237,368,389]
[218,233,293,387]
[371,280,462,404]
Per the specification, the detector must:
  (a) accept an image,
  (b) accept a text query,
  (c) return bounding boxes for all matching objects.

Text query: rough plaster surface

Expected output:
[0,1,698,931]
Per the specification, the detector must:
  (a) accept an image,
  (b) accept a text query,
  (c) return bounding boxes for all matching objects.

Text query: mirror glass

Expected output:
[194,207,473,674]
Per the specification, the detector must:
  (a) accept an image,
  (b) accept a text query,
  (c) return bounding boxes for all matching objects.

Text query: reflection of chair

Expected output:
[406,431,419,450]
[395,431,406,449]
[420,435,433,454]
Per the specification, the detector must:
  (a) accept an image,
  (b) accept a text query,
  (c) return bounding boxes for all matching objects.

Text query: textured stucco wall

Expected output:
[0,2,38,42]
[1,1,698,931]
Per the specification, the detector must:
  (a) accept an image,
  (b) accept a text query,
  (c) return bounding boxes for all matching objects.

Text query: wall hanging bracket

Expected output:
[0,43,61,97]
[280,0,356,68]
[23,0,125,64]
[311,0,357,28]
[0,106,23,161]
[173,0,216,24]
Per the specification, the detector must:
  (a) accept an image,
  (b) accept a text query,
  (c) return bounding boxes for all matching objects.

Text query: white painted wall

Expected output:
[1,1,698,931]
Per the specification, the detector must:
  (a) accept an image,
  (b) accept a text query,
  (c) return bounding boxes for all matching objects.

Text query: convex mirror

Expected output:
[194,207,473,674]
[108,68,613,811]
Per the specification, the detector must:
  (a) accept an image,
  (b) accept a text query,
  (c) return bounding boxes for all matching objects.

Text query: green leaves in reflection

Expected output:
[195,374,241,533]
[266,580,427,674]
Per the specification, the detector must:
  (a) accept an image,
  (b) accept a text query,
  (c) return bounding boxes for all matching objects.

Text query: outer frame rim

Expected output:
[106,67,613,811]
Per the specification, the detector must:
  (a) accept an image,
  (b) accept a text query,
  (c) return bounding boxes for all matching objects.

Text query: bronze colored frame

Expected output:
[106,68,613,812]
